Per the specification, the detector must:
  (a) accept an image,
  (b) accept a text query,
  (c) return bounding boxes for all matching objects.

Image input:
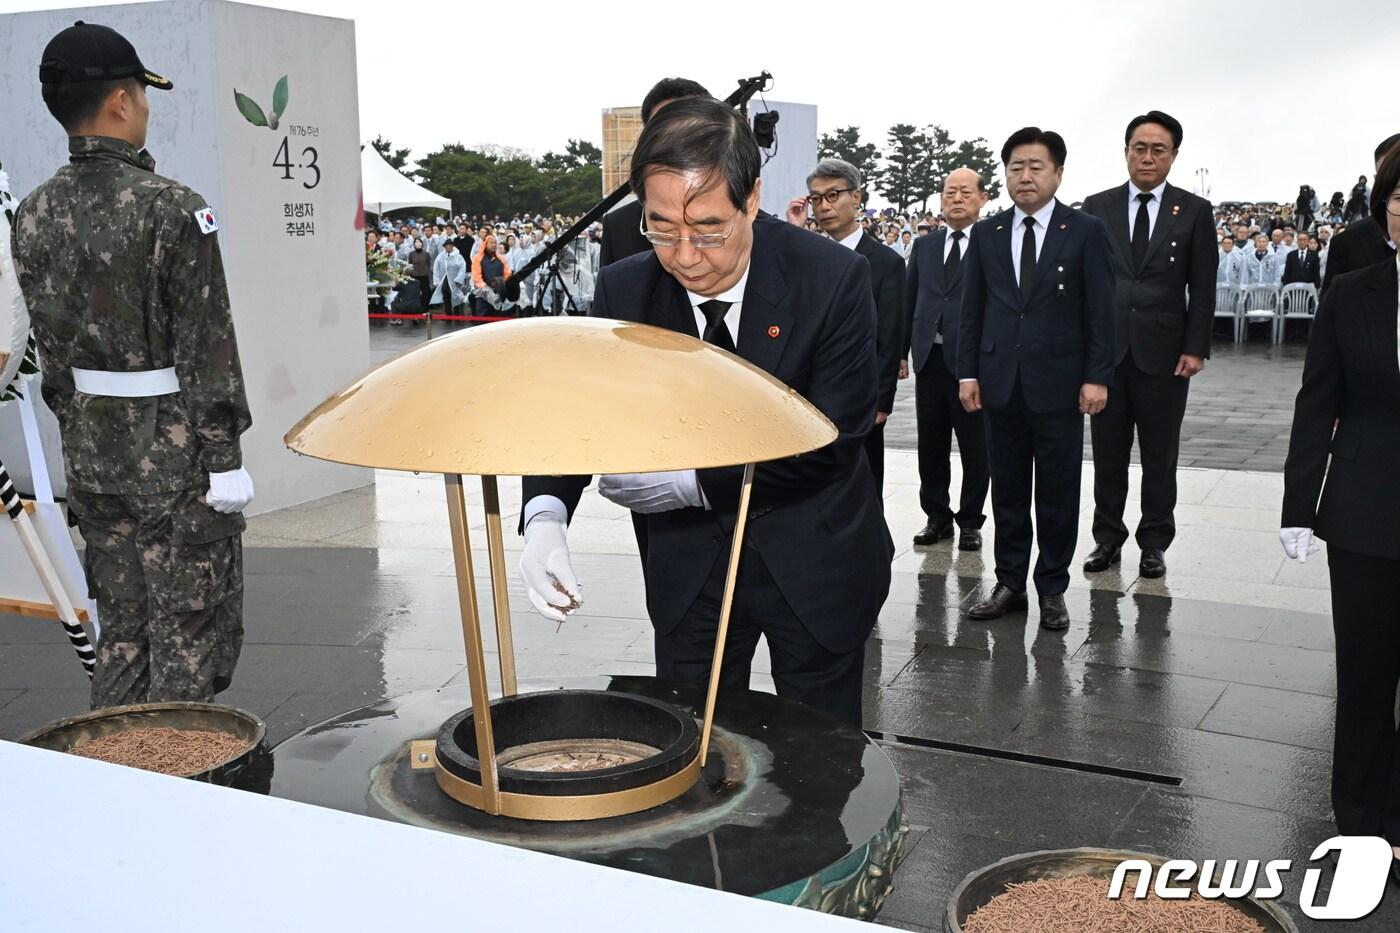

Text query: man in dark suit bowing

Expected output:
[517,97,893,726]
[598,77,712,270]
[907,168,991,550]
[957,127,1116,631]
[1320,133,1399,298]
[1081,111,1215,580]
[785,158,905,490]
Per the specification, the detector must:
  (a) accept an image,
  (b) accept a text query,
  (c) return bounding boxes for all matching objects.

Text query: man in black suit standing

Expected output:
[598,77,712,269]
[1081,111,1215,580]
[785,158,905,489]
[1282,232,1322,287]
[957,128,1116,630]
[1320,133,1400,298]
[518,98,893,726]
[907,168,990,550]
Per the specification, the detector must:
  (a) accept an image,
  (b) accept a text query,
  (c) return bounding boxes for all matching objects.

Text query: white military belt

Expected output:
[71,367,181,397]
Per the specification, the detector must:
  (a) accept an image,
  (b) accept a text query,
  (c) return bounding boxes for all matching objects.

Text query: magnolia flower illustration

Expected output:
[234,75,289,130]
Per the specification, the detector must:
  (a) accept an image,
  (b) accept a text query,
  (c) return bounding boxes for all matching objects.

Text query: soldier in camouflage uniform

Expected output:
[10,22,254,709]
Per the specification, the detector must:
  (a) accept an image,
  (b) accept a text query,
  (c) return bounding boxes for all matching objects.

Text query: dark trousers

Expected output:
[864,421,886,493]
[916,352,989,529]
[654,543,865,728]
[414,276,432,312]
[1090,354,1190,550]
[1328,545,1400,840]
[985,382,1084,596]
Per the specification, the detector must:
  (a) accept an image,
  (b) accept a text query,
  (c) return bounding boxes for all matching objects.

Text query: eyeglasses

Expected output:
[806,188,857,205]
[639,213,739,249]
[1129,143,1173,158]
[1387,194,1400,217]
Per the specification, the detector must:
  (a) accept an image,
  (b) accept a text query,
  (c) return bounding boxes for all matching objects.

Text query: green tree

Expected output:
[876,124,939,213]
[410,138,604,217]
[413,144,501,215]
[369,134,411,171]
[539,138,604,214]
[949,137,1003,200]
[920,124,956,211]
[818,126,881,189]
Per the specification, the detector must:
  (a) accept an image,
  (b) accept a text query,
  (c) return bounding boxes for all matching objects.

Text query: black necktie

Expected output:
[1132,192,1153,269]
[699,299,735,353]
[1019,216,1037,299]
[945,230,964,286]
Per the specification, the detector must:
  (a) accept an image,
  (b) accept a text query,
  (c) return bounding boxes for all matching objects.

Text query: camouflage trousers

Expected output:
[67,488,245,709]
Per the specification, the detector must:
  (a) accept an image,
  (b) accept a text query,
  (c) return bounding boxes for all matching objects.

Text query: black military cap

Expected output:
[39,21,173,90]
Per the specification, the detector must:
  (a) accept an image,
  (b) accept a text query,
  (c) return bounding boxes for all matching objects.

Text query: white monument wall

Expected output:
[0,0,370,514]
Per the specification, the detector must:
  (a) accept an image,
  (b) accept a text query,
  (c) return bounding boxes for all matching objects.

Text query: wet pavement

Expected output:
[3,324,1384,931]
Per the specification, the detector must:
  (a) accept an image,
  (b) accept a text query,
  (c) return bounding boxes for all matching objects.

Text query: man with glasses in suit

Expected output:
[786,158,905,490]
[1081,111,1215,580]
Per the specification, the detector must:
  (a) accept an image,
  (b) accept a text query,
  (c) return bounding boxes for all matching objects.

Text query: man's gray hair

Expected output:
[807,158,863,191]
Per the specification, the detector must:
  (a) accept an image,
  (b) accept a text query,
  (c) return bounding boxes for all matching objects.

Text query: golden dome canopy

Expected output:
[284,317,837,476]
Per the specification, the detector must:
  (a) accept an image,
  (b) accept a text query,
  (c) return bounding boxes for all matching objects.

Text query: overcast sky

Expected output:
[5,0,1396,207]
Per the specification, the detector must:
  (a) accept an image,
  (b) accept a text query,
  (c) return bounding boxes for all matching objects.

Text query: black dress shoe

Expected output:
[1038,593,1070,631]
[968,583,1028,620]
[958,529,983,551]
[913,521,955,546]
[1083,544,1122,573]
[1139,547,1167,579]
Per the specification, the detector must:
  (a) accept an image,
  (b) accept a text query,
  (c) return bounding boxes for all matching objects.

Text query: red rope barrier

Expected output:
[431,314,513,322]
[367,312,514,323]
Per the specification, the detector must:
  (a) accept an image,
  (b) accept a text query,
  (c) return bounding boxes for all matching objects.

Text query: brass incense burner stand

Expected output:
[286,317,835,820]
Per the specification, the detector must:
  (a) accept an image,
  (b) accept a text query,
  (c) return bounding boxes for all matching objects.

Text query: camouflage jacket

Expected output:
[10,136,251,495]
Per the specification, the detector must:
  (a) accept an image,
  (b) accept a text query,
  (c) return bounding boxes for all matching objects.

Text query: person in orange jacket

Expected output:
[471,233,517,314]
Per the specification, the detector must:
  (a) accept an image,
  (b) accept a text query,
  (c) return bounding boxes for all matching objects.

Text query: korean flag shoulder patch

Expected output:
[193,206,219,235]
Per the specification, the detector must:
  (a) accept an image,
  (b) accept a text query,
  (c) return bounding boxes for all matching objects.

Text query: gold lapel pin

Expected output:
[767,325,781,339]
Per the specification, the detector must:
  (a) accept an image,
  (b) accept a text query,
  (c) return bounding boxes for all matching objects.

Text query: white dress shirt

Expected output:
[836,226,864,251]
[944,224,973,263]
[1127,180,1167,239]
[1011,199,1058,284]
[523,261,751,529]
[685,261,749,345]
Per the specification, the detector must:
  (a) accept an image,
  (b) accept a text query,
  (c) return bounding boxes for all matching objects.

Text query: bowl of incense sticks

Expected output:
[20,702,269,790]
[947,848,1299,933]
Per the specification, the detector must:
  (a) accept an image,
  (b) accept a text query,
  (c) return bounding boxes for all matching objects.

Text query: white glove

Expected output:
[520,513,582,623]
[597,470,705,514]
[1279,527,1319,562]
[205,468,254,514]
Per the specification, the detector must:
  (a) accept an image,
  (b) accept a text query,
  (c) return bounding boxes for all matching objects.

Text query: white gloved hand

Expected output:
[205,468,255,514]
[1279,527,1318,562]
[597,470,705,514]
[519,513,582,623]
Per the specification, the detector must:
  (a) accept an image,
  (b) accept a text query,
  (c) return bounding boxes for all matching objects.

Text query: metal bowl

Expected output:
[18,701,270,792]
[435,689,699,797]
[945,847,1299,933]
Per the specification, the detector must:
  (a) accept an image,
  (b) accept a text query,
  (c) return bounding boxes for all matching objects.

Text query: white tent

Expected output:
[361,145,451,215]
